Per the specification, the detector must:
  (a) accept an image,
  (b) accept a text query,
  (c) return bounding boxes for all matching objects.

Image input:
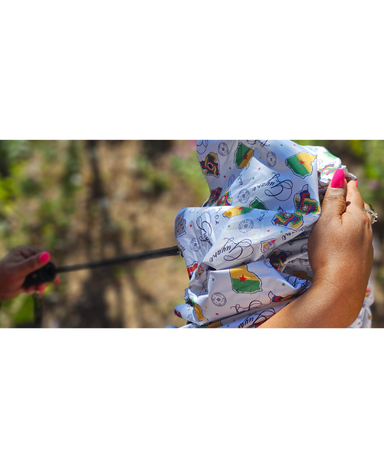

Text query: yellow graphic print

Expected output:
[194,302,207,322]
[223,206,253,218]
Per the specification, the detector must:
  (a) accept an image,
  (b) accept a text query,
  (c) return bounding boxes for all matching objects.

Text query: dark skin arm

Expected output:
[260,171,373,328]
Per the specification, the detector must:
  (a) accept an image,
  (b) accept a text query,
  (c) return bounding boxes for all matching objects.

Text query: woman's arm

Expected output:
[260,170,374,328]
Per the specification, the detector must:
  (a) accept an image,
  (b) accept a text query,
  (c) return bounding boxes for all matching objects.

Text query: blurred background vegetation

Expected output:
[0,140,382,327]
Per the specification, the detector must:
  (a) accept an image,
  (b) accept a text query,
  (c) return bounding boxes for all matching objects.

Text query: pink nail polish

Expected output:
[39,252,50,263]
[331,169,345,188]
[355,180,358,187]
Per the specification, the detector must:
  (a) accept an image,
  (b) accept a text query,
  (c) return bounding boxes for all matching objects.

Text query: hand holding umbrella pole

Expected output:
[22,246,182,287]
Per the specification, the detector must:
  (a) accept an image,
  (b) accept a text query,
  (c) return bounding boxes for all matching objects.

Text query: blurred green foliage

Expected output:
[296,140,384,207]
[170,154,207,202]
[0,141,83,249]
[136,153,172,196]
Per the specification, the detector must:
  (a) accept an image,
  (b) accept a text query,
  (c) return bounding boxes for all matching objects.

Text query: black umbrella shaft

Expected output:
[23,246,181,287]
[56,246,181,273]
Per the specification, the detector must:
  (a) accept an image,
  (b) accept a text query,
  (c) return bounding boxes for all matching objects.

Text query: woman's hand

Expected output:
[308,170,374,319]
[0,246,60,301]
[260,169,374,328]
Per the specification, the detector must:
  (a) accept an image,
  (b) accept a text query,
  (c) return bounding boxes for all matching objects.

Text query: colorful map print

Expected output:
[249,197,267,210]
[200,152,220,177]
[294,186,320,215]
[216,189,232,206]
[286,151,316,178]
[272,209,303,229]
[230,265,262,293]
[235,143,254,169]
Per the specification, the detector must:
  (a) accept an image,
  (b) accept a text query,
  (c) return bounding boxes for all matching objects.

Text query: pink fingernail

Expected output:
[331,169,345,188]
[355,180,358,187]
[39,252,50,263]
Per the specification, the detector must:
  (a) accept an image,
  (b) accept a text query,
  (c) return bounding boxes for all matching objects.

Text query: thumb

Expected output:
[19,251,51,276]
[321,168,348,220]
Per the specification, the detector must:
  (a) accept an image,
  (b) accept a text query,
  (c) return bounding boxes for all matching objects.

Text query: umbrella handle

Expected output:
[23,262,57,287]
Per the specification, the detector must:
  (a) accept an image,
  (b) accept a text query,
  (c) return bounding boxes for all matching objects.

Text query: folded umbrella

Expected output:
[173,140,374,329]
